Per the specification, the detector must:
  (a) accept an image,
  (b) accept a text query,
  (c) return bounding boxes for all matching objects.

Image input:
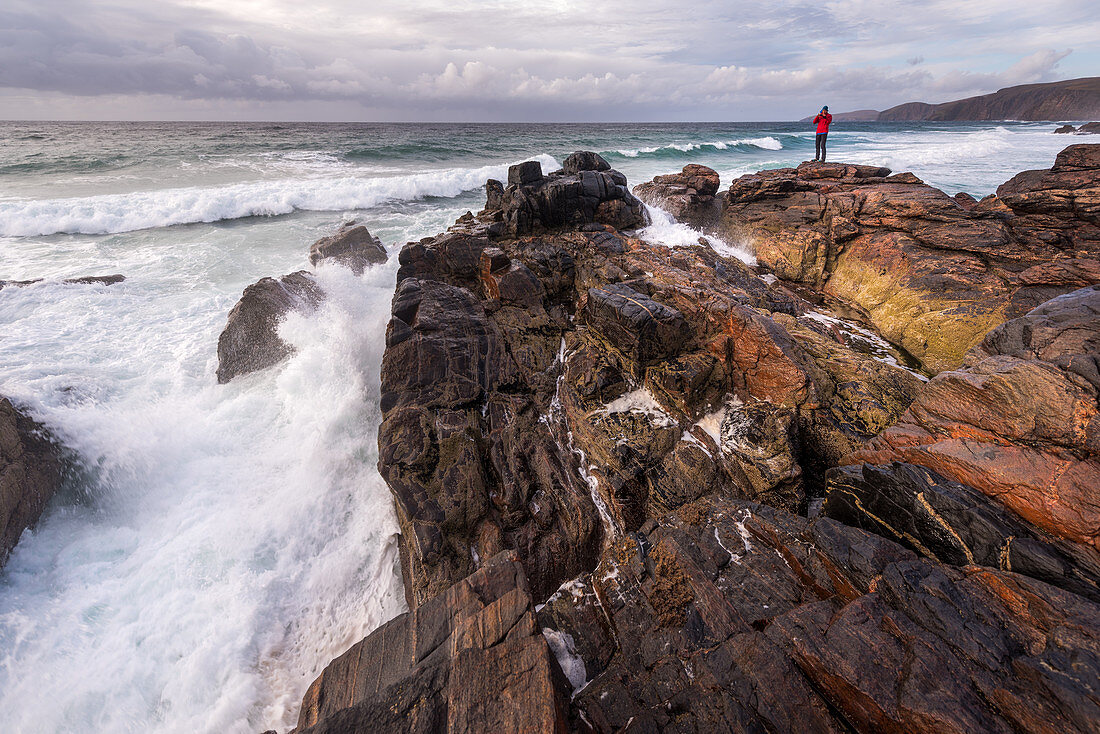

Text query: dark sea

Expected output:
[0,120,1077,733]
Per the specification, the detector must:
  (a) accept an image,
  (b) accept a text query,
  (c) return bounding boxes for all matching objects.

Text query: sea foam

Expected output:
[0,154,559,237]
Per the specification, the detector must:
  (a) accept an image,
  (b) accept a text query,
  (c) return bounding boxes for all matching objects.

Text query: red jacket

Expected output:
[814,112,832,134]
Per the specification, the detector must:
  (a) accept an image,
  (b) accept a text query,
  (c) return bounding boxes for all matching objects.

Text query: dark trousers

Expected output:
[815,133,828,161]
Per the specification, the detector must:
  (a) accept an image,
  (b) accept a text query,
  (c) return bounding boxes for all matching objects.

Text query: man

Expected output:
[812,106,832,162]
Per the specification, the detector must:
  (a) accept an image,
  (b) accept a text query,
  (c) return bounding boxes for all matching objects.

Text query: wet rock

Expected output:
[584,283,688,376]
[1055,124,1078,134]
[308,224,387,274]
[542,497,1100,734]
[215,271,323,383]
[0,274,125,289]
[633,164,722,226]
[1080,122,1100,134]
[290,552,570,734]
[0,398,63,567]
[484,152,647,235]
[653,144,1100,373]
[846,285,1100,552]
[826,461,1100,602]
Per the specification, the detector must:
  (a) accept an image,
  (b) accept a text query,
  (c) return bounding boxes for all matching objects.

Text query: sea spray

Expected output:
[0,264,407,733]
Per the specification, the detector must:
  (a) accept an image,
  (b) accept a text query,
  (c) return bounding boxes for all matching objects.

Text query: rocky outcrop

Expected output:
[1056,124,1078,134]
[308,223,387,274]
[0,274,125,289]
[1,398,63,567]
[380,154,921,608]
[285,152,1100,734]
[215,271,322,383]
[290,551,570,734]
[482,153,647,236]
[1081,122,1100,134]
[633,164,722,225]
[877,76,1100,121]
[839,285,1100,555]
[653,146,1100,374]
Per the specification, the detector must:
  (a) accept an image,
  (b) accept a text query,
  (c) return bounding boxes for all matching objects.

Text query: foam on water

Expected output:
[640,204,756,265]
[0,154,559,237]
[612,136,783,157]
[0,251,408,733]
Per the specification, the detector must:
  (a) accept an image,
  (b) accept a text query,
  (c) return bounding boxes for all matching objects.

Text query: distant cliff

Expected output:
[877,77,1100,121]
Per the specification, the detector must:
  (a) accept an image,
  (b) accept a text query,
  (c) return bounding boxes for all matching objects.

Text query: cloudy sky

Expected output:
[1,0,1097,121]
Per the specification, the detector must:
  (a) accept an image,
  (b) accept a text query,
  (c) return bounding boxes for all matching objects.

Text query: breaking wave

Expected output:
[609,137,784,158]
[0,154,560,237]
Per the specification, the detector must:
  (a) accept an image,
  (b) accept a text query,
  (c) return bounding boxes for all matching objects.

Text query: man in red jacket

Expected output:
[812,106,832,162]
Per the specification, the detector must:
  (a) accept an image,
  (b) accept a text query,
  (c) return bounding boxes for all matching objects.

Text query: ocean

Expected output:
[0,120,1079,733]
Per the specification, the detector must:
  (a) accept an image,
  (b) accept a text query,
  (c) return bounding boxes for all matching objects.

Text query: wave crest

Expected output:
[0,154,559,237]
[611,137,783,158]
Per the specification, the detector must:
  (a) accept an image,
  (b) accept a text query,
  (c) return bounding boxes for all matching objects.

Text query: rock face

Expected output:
[308,224,387,274]
[379,154,921,607]
[840,284,1100,554]
[657,146,1100,374]
[290,551,570,734]
[215,271,322,383]
[877,76,1100,121]
[483,153,647,236]
[0,398,63,567]
[287,152,1100,734]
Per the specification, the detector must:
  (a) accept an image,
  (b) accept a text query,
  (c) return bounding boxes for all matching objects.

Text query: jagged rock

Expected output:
[846,285,1100,551]
[0,274,125,289]
[1,398,63,567]
[308,224,387,274]
[825,462,1100,602]
[482,153,647,236]
[633,164,722,226]
[655,144,1100,373]
[1056,124,1078,134]
[541,497,1100,733]
[584,283,688,375]
[290,552,570,734]
[215,271,323,383]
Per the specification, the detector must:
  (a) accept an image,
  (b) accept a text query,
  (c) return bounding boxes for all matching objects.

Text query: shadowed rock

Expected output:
[309,224,387,274]
[0,274,125,289]
[1,398,63,568]
[215,271,322,383]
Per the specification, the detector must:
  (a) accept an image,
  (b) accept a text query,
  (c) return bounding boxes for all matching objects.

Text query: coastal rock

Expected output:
[633,164,722,226]
[1079,122,1100,134]
[308,224,387,274]
[0,274,125,290]
[542,497,1100,733]
[215,271,323,383]
[843,285,1100,552]
[698,144,1100,373]
[1056,124,1078,134]
[377,156,922,604]
[1,398,63,567]
[290,551,570,734]
[482,153,647,236]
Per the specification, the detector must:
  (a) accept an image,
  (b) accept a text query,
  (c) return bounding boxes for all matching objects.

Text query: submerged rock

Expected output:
[0,398,63,568]
[215,271,322,383]
[0,274,125,289]
[308,223,387,274]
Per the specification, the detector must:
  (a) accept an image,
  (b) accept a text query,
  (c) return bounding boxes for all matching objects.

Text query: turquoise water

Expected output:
[0,120,1079,733]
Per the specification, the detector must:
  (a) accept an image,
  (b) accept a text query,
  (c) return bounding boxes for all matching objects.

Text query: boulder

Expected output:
[633,164,722,225]
[308,224,387,275]
[215,271,323,383]
[290,552,570,734]
[1055,124,1078,134]
[1,398,63,567]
